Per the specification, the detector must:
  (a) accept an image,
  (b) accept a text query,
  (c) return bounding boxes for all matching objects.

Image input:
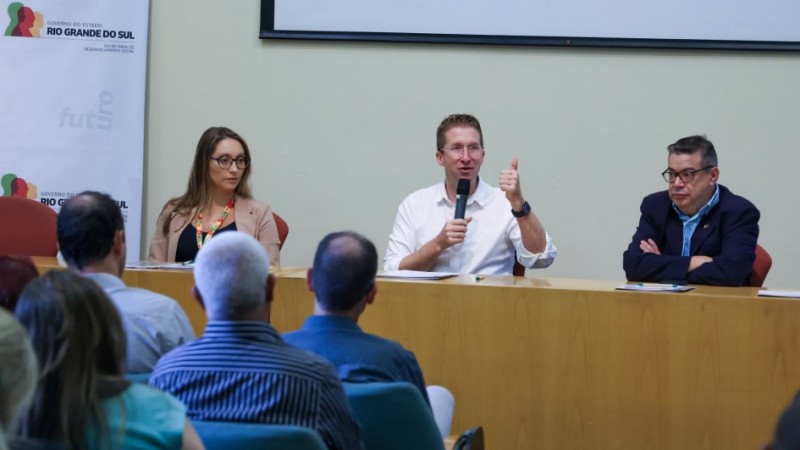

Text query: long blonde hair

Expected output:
[15,271,129,450]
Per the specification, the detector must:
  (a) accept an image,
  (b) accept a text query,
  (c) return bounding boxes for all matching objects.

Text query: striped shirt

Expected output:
[150,321,362,450]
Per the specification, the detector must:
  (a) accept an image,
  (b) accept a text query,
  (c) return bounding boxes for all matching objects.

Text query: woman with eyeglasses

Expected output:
[148,126,281,265]
[14,271,204,450]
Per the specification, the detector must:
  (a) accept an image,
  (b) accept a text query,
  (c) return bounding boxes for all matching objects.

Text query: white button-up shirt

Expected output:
[383,179,556,275]
[84,272,195,373]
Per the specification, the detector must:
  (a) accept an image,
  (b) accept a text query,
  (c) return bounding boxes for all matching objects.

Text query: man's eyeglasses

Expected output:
[661,165,714,183]
[210,155,250,169]
[440,145,483,157]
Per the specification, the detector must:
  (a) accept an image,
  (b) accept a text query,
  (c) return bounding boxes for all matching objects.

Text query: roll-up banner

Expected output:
[0,1,149,258]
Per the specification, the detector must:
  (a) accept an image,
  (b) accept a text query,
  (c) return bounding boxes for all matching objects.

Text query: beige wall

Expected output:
[144,1,800,288]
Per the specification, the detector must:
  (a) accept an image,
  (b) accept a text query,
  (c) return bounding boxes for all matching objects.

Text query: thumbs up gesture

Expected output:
[499,157,523,205]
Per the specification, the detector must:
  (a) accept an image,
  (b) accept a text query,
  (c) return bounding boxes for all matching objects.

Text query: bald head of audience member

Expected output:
[193,231,275,322]
[308,231,378,321]
[57,191,126,276]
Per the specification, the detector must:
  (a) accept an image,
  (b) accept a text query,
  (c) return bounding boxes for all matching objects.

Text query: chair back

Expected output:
[0,197,57,256]
[343,382,445,450]
[273,212,289,250]
[751,244,773,287]
[512,252,525,276]
[453,426,485,450]
[193,421,327,450]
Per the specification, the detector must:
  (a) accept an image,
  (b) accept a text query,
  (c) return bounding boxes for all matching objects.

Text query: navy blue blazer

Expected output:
[623,185,759,286]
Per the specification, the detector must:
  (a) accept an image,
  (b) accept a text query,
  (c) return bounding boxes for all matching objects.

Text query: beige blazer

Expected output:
[148,197,281,266]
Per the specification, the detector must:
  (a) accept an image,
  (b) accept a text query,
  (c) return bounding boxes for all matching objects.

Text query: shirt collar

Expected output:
[673,184,721,222]
[301,315,363,332]
[436,177,491,207]
[204,320,282,343]
[82,272,126,290]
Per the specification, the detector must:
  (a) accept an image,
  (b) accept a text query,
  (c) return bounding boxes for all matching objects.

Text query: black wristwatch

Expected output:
[511,201,531,218]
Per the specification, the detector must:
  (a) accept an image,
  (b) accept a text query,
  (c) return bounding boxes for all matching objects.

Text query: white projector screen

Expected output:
[260,0,800,50]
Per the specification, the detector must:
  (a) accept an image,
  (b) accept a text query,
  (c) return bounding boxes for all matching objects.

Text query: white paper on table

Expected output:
[758,290,800,298]
[378,270,458,280]
[616,283,695,292]
[125,261,161,269]
[125,261,194,270]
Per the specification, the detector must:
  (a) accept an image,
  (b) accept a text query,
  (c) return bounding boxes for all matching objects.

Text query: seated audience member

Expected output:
[0,256,38,312]
[764,391,800,450]
[285,231,455,437]
[149,126,281,266]
[14,271,204,450]
[383,113,556,275]
[285,231,432,403]
[0,309,37,450]
[150,232,362,450]
[57,191,194,373]
[623,135,759,286]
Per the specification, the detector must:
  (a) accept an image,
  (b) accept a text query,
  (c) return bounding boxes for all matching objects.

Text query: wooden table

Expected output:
[33,258,800,450]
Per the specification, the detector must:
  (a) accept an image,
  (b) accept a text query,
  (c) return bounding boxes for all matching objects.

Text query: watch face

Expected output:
[513,201,530,217]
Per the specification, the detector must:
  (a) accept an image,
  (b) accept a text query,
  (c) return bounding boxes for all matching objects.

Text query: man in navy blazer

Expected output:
[623,135,760,286]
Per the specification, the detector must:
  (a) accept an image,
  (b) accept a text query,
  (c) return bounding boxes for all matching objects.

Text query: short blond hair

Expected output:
[436,114,484,151]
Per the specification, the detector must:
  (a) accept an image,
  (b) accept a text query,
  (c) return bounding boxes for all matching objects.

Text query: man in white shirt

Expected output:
[383,114,556,275]
[58,191,195,373]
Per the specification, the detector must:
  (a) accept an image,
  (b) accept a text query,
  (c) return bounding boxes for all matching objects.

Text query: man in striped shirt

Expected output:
[150,232,362,450]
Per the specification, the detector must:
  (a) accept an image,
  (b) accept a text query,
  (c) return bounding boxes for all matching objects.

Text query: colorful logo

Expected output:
[1,173,37,199]
[4,2,43,37]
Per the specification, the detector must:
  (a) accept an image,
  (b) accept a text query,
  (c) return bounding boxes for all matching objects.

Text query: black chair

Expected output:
[453,426,484,450]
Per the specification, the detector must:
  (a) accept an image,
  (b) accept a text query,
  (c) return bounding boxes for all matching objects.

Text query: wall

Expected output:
[145,0,800,288]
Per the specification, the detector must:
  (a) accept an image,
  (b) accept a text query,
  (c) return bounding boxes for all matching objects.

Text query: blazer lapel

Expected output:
[658,196,685,255]
[690,212,718,255]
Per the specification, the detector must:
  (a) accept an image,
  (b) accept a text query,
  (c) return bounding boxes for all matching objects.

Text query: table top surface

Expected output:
[32,256,787,300]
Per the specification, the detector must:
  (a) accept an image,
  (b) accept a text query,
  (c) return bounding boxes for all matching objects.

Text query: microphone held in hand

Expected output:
[455,178,470,219]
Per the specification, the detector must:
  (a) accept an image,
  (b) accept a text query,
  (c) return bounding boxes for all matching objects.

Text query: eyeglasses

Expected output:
[661,165,714,183]
[210,155,250,169]
[440,145,484,157]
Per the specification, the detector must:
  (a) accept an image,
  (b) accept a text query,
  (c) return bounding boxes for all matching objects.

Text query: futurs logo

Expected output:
[4,2,43,37]
[1,173,38,200]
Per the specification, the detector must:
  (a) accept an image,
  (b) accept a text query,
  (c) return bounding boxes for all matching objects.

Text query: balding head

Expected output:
[57,191,125,272]
[194,232,272,320]
[311,231,378,314]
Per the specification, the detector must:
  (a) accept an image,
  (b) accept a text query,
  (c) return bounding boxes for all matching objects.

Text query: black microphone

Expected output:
[454,179,470,219]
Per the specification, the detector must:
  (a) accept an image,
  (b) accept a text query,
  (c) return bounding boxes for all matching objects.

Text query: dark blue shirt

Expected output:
[150,321,362,450]
[284,316,430,407]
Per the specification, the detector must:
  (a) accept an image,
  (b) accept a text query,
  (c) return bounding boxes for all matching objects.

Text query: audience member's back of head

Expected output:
[0,309,37,450]
[57,191,124,270]
[14,270,129,449]
[0,256,39,312]
[770,392,800,450]
[194,231,270,320]
[312,231,378,313]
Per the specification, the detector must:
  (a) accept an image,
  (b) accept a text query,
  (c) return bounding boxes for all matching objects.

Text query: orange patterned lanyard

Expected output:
[196,196,235,249]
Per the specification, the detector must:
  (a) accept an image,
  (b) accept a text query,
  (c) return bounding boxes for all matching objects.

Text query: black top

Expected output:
[175,221,238,263]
